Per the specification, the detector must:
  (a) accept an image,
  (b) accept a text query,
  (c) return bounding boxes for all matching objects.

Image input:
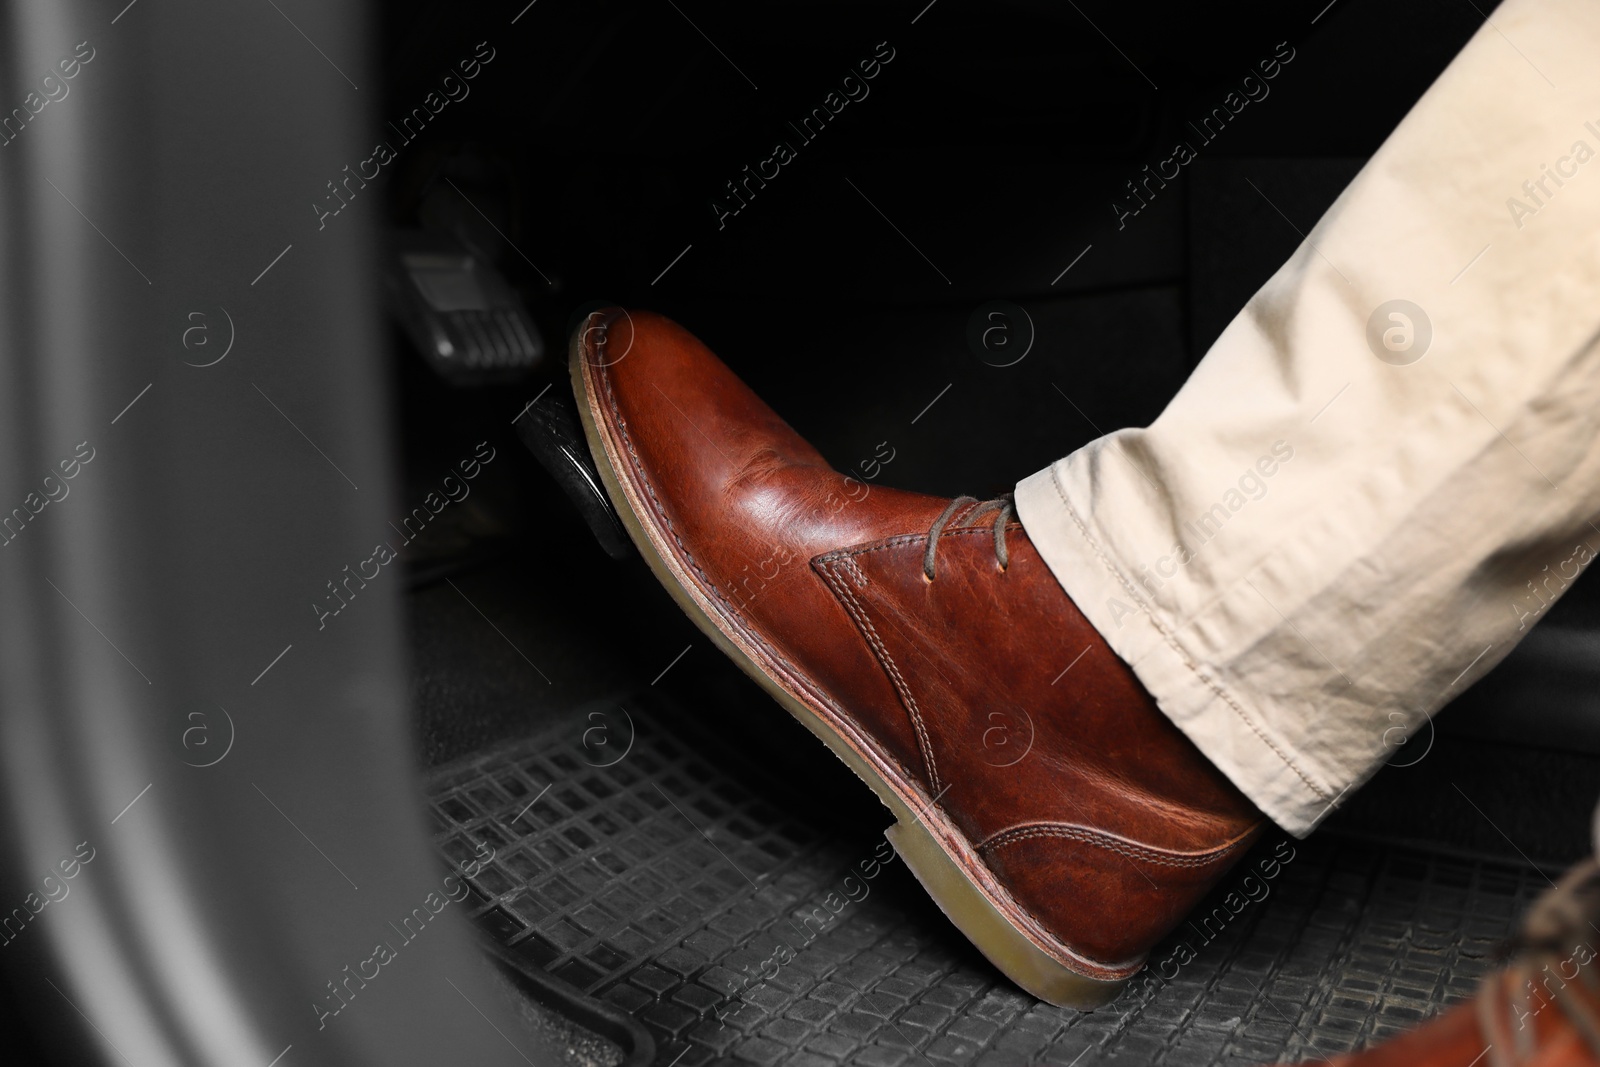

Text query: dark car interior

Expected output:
[3,0,1597,1064]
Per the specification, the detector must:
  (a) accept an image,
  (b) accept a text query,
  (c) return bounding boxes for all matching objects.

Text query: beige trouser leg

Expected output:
[1015,0,1600,837]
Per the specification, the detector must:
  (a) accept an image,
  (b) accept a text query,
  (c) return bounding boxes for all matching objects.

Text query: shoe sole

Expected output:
[570,329,1129,1010]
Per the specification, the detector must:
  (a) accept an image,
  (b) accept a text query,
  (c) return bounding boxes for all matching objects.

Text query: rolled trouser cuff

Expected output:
[1018,460,1358,838]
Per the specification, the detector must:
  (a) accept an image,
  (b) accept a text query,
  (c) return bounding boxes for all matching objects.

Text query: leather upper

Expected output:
[581,307,1265,973]
[1289,966,1600,1067]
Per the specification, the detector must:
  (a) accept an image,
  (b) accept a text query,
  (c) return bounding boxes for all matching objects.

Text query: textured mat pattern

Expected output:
[425,701,1544,1066]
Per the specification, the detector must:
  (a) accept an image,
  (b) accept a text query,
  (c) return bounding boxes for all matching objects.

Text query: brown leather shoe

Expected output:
[1270,859,1600,1066]
[570,307,1266,1008]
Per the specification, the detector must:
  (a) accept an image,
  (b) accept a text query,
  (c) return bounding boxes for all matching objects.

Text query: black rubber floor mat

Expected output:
[425,699,1545,1067]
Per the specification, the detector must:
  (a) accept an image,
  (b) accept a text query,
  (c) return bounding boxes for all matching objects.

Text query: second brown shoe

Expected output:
[571,308,1267,1009]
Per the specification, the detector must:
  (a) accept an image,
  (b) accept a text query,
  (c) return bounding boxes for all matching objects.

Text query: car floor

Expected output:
[404,537,1589,1067]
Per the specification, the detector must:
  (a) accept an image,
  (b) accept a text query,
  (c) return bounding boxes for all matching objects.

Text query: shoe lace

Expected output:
[1479,858,1600,1067]
[923,494,1015,581]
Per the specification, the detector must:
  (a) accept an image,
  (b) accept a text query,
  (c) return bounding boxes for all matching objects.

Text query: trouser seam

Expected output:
[1047,463,1334,802]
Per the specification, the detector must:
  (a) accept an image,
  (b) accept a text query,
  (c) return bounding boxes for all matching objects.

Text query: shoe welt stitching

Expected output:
[817,557,943,795]
[592,353,1142,976]
[817,533,1265,876]
[979,823,1251,870]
